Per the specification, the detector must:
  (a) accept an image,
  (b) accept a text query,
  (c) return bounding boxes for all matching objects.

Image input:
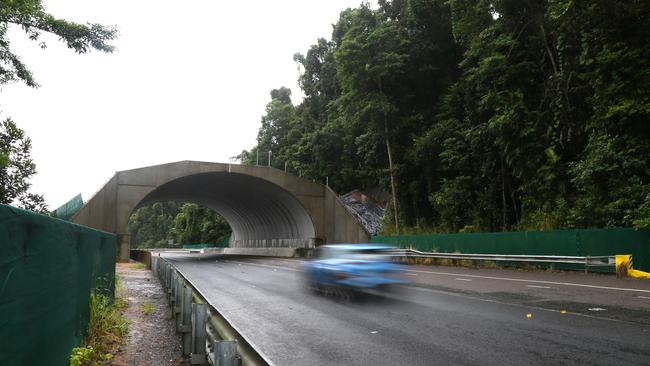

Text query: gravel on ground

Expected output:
[112,262,190,366]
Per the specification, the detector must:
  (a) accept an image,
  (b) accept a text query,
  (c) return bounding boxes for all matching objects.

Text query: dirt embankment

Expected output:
[112,263,190,366]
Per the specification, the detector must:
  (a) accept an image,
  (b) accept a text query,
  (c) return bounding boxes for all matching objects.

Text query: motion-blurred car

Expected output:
[304,244,407,296]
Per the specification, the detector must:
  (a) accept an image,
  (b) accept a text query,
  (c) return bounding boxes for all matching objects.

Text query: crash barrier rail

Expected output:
[386,248,616,273]
[373,228,650,272]
[150,255,269,366]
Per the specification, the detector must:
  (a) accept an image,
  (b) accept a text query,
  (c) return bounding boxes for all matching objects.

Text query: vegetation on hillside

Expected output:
[243,0,650,233]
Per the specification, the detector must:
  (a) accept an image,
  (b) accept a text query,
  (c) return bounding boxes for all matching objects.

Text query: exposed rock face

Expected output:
[340,190,385,236]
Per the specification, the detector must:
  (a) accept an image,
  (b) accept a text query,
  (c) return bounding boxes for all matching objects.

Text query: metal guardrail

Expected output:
[150,255,269,366]
[387,249,617,272]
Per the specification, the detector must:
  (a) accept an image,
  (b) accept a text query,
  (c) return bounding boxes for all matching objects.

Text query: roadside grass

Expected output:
[130,262,147,270]
[142,301,155,316]
[69,275,128,366]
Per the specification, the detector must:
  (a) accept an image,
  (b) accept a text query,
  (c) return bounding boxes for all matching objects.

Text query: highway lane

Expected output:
[163,254,650,366]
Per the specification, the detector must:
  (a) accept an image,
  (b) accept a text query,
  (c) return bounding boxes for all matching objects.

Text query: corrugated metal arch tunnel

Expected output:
[134,172,316,244]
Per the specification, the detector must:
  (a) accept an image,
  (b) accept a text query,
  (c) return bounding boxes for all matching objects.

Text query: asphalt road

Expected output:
[163,254,650,366]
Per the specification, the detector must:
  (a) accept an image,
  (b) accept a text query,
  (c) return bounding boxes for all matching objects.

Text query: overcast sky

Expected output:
[0,0,369,209]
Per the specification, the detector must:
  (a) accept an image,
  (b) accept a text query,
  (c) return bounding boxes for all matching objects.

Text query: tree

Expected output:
[128,202,232,248]
[0,118,47,212]
[244,0,650,233]
[169,203,230,245]
[0,0,117,87]
[335,5,408,234]
[0,1,117,212]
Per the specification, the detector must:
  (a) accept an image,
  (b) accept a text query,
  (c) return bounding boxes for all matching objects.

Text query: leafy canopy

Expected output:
[0,0,117,87]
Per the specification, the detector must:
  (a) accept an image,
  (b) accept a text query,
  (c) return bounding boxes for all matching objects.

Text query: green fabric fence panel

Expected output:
[372,228,650,271]
[0,204,116,366]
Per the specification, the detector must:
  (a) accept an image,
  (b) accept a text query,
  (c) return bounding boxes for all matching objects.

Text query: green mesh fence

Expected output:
[373,228,650,271]
[0,204,116,366]
[53,193,83,221]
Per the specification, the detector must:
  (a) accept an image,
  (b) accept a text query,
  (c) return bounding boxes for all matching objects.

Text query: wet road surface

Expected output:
[163,254,650,366]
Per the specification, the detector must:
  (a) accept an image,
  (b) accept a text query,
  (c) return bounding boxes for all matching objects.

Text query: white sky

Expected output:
[0,0,368,209]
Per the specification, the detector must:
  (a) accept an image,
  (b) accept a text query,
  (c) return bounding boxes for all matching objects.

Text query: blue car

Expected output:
[304,244,407,297]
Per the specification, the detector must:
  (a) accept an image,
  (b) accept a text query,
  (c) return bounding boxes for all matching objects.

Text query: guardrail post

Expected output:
[174,276,183,330]
[173,271,180,305]
[211,340,240,366]
[190,303,208,365]
[180,283,193,355]
[170,271,177,306]
[166,264,172,293]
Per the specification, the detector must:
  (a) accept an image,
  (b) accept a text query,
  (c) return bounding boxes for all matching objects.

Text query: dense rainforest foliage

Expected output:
[128,202,231,248]
[244,0,650,233]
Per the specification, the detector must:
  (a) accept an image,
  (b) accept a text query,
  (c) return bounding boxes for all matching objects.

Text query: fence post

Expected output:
[171,271,178,308]
[191,303,208,365]
[174,277,183,331]
[212,340,239,366]
[166,264,172,294]
[180,283,193,355]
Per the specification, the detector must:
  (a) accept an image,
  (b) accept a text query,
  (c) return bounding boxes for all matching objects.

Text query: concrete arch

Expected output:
[71,161,369,260]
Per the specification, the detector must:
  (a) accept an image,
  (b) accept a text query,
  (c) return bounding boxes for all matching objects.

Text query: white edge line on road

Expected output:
[403,269,650,294]
[455,278,472,281]
[224,260,302,272]
[526,285,552,289]
[638,296,650,300]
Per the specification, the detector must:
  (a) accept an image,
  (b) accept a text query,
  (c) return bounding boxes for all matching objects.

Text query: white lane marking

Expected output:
[403,269,650,294]
[638,296,650,300]
[526,285,552,289]
[588,307,607,312]
[455,278,472,282]
[226,260,301,272]
[370,331,378,334]
[404,273,418,276]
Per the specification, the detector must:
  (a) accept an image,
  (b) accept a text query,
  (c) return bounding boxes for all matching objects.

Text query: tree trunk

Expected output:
[378,76,400,235]
[500,155,507,231]
[385,132,400,235]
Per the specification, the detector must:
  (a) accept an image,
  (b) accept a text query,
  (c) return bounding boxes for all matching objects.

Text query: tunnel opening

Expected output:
[131,172,317,248]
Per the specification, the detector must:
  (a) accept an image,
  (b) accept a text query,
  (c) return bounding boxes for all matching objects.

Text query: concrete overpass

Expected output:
[71,161,370,260]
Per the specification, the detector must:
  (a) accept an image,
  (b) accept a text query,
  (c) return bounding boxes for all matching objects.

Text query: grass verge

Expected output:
[69,275,128,366]
[142,301,154,316]
[130,262,147,270]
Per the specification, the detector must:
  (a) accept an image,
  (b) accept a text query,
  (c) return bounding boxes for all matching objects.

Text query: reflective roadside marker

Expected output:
[561,310,567,314]
[526,313,532,319]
